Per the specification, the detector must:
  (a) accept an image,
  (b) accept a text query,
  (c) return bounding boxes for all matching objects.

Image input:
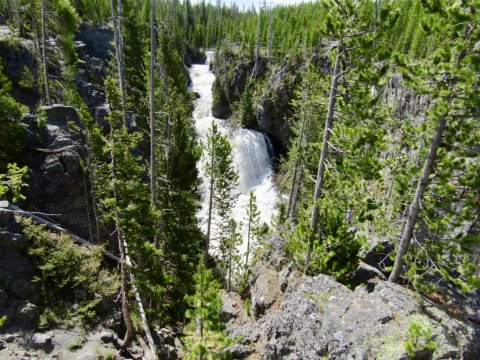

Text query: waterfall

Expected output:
[190,51,278,255]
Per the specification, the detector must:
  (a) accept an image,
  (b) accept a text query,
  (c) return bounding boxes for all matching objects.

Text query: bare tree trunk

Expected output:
[110,0,127,124]
[85,137,102,243]
[125,253,158,359]
[309,44,342,232]
[287,92,307,220]
[31,5,40,54]
[41,0,51,106]
[110,129,135,348]
[82,163,94,243]
[307,44,342,268]
[290,167,303,223]
[253,0,262,76]
[149,0,159,249]
[268,0,273,65]
[388,115,447,283]
[1,203,120,262]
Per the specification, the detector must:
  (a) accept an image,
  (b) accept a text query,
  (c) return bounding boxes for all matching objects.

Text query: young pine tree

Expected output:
[203,122,239,260]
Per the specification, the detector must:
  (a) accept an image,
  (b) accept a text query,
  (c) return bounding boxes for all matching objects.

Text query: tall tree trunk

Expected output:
[268,0,273,65]
[253,1,262,76]
[290,167,303,223]
[149,0,159,248]
[85,136,102,243]
[111,0,127,124]
[109,125,135,347]
[388,115,447,283]
[41,0,51,106]
[82,163,94,243]
[287,92,307,220]
[307,44,342,268]
[125,253,158,359]
[309,44,342,232]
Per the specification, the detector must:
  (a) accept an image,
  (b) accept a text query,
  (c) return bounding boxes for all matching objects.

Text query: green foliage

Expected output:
[184,262,234,359]
[18,66,37,90]
[405,321,437,358]
[286,203,363,285]
[203,121,239,243]
[239,85,256,128]
[68,340,84,351]
[21,217,119,324]
[0,163,28,202]
[52,0,80,64]
[0,62,27,167]
[0,315,6,328]
[103,73,169,322]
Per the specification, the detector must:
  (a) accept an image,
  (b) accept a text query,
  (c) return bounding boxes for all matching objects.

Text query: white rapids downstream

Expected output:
[190,51,278,257]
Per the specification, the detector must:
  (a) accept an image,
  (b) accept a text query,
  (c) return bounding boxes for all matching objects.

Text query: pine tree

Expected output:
[203,122,239,260]
[388,1,480,288]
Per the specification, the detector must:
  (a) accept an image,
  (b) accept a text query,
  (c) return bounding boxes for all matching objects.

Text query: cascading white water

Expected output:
[190,51,278,255]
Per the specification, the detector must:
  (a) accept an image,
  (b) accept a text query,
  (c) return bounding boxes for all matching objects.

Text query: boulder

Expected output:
[225,274,480,359]
[76,23,113,61]
[15,302,39,325]
[251,266,280,319]
[223,344,254,359]
[221,292,251,325]
[30,333,53,352]
[350,261,386,286]
[42,105,81,129]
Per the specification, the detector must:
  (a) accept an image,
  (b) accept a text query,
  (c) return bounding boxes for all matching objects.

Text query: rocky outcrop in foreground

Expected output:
[222,235,480,359]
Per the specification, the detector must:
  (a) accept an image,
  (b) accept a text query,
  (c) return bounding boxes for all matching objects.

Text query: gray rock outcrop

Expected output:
[223,235,480,359]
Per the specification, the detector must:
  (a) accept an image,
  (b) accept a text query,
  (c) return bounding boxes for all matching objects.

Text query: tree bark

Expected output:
[125,252,158,359]
[41,0,51,106]
[388,115,447,283]
[109,136,135,348]
[84,138,102,243]
[149,0,159,248]
[268,1,273,65]
[110,0,127,125]
[307,44,342,269]
[287,92,307,220]
[253,2,262,76]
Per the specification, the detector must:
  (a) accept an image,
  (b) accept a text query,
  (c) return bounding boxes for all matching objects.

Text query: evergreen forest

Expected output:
[0,0,478,359]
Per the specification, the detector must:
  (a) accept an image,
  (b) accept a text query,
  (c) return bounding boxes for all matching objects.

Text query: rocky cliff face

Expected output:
[222,234,480,359]
[210,51,332,155]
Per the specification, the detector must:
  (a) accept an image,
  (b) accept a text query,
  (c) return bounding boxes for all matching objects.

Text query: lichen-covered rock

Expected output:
[221,292,251,325]
[30,333,53,351]
[15,302,39,325]
[224,235,480,359]
[226,273,480,359]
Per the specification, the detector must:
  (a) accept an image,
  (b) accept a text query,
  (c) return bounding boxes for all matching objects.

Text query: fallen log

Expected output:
[0,201,120,262]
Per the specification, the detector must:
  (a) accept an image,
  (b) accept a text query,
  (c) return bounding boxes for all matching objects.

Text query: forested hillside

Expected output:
[0,0,479,359]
